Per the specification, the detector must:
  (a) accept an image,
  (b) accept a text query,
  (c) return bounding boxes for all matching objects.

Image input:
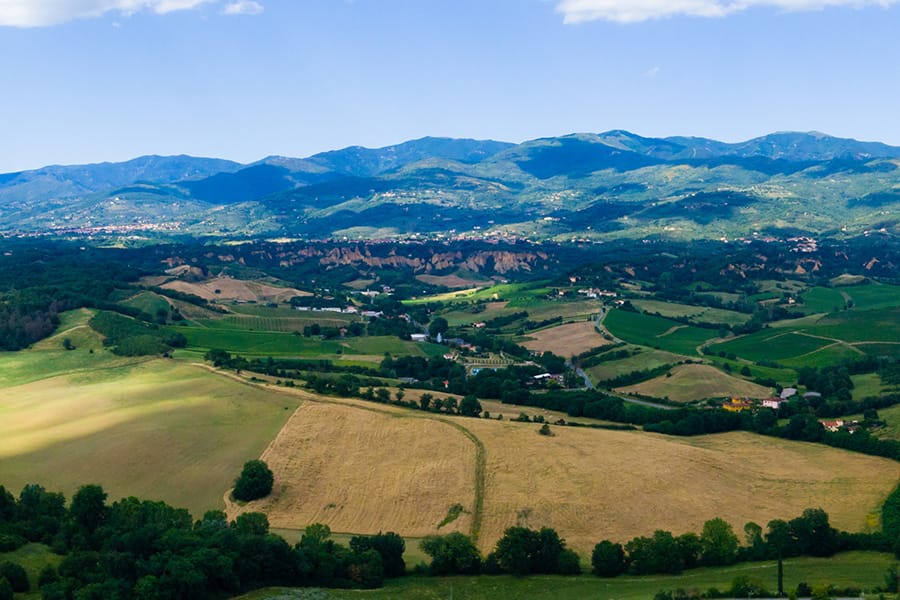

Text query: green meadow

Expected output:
[236,552,896,600]
[603,309,719,355]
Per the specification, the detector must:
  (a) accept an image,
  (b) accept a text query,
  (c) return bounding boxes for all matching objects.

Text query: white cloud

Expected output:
[556,0,900,24]
[0,0,215,27]
[645,66,661,77]
[223,0,263,16]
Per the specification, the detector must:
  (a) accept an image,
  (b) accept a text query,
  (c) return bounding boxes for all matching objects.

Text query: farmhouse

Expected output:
[762,397,787,410]
[821,419,845,433]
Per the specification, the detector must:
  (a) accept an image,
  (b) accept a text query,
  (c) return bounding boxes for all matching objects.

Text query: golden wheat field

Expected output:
[465,419,899,554]
[617,363,773,402]
[224,380,900,556]
[521,320,611,357]
[228,401,478,538]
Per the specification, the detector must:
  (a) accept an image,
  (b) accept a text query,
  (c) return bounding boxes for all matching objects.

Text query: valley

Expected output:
[2,230,900,598]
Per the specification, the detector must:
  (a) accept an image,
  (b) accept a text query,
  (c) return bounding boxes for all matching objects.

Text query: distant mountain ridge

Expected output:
[1,131,898,240]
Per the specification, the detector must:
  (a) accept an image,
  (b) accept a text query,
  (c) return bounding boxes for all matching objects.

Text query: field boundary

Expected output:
[434,418,486,543]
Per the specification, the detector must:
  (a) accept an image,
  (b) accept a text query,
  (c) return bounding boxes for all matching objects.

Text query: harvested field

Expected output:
[463,420,899,554]
[0,360,297,517]
[229,402,478,539]
[521,321,611,357]
[161,276,306,302]
[617,363,772,402]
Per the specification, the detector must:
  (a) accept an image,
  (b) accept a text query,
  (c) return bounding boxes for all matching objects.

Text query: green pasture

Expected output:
[779,343,866,369]
[703,357,797,386]
[875,404,900,441]
[804,307,900,343]
[631,299,748,326]
[859,343,900,358]
[169,326,339,356]
[603,309,719,355]
[0,348,144,389]
[843,282,900,310]
[346,336,445,358]
[197,315,353,333]
[0,359,298,518]
[586,348,685,383]
[852,373,887,401]
[0,543,63,599]
[29,308,105,353]
[800,286,847,313]
[709,329,832,363]
[121,290,171,316]
[236,552,896,600]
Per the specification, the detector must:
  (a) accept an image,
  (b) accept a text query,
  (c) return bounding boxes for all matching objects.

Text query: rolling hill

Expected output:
[1,131,898,239]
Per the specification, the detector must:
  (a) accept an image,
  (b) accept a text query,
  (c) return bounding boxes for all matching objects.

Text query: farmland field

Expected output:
[464,421,898,555]
[227,400,478,540]
[121,290,172,316]
[800,286,846,313]
[842,282,900,310]
[170,326,341,356]
[709,329,833,362]
[603,309,719,355]
[0,358,298,517]
[161,276,306,303]
[520,320,610,356]
[197,314,355,332]
[213,379,900,557]
[617,363,772,402]
[586,348,685,382]
[631,299,749,326]
[804,307,900,343]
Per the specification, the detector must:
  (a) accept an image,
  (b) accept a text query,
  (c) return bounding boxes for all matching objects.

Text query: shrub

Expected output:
[232,460,274,502]
[0,535,25,553]
[0,562,28,593]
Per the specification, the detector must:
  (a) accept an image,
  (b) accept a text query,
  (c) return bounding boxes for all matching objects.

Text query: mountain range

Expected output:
[1,131,898,240]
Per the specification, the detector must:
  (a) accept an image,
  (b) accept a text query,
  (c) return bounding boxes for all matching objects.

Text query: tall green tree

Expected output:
[699,517,739,566]
[459,395,482,417]
[232,460,275,502]
[420,532,481,575]
[591,540,626,577]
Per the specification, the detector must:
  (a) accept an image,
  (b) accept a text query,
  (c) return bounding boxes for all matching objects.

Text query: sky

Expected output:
[1,0,899,172]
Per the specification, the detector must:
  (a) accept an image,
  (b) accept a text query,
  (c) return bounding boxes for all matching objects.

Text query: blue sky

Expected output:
[1,0,899,171]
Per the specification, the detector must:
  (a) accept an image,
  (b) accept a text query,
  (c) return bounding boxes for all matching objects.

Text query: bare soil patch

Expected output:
[521,321,610,357]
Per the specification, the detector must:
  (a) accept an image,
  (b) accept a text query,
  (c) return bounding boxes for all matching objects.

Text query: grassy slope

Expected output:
[0,543,64,599]
[603,309,718,355]
[221,372,900,558]
[227,399,478,540]
[631,299,749,326]
[617,363,772,402]
[0,357,298,518]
